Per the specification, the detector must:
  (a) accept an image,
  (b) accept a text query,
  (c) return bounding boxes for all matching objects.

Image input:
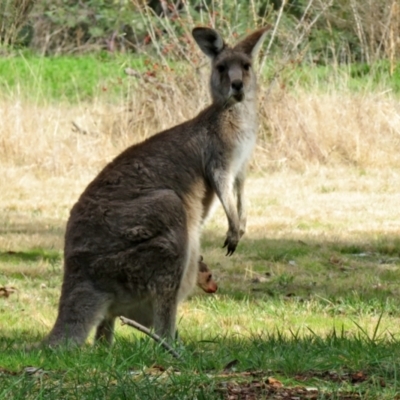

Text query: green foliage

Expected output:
[22,0,138,54]
[0,0,35,47]
[2,0,398,70]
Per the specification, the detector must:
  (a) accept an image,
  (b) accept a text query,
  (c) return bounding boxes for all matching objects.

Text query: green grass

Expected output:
[2,232,400,398]
[0,52,146,103]
[0,249,60,264]
[1,53,400,104]
[2,322,400,398]
[271,59,400,94]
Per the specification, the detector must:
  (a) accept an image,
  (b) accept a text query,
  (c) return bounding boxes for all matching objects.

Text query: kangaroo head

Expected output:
[192,27,269,106]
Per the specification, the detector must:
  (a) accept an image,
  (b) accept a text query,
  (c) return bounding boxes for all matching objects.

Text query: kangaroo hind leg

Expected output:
[44,280,110,347]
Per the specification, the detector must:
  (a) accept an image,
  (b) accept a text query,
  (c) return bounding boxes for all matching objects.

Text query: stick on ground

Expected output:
[119,316,181,360]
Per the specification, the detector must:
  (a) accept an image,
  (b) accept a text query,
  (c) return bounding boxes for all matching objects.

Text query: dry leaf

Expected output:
[351,371,368,383]
[266,376,283,388]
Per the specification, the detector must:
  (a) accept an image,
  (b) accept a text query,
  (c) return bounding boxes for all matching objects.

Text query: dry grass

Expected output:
[247,168,400,238]
[1,69,400,178]
[259,89,400,169]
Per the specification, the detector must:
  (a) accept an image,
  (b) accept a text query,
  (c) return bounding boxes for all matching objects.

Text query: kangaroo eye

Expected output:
[243,63,251,71]
[207,274,212,282]
[216,64,225,73]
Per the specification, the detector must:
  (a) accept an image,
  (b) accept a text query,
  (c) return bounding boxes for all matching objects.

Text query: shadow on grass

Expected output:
[1,221,400,304]
[201,231,400,308]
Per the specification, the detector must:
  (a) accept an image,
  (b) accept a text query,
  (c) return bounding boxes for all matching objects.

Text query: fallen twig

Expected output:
[71,121,87,135]
[119,316,181,360]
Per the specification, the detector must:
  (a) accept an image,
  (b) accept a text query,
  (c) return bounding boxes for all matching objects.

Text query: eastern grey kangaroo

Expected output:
[94,256,218,344]
[42,26,268,347]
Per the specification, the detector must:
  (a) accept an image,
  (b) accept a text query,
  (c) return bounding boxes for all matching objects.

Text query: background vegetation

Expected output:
[1,0,399,66]
[1,0,400,399]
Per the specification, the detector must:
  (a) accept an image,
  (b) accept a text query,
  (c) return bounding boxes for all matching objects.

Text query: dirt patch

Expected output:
[214,370,389,400]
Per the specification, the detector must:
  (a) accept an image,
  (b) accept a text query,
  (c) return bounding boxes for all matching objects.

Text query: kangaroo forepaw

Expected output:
[223,232,239,256]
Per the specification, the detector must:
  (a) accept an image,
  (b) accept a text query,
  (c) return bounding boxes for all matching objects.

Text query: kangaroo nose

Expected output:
[231,80,243,92]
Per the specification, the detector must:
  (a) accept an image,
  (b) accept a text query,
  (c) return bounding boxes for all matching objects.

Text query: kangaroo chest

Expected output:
[230,118,257,177]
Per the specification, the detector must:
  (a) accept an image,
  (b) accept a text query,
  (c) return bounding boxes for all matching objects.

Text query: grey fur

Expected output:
[42,26,269,347]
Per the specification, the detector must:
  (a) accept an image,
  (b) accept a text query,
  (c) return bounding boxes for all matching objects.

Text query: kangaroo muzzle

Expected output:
[231,80,244,101]
[229,66,244,102]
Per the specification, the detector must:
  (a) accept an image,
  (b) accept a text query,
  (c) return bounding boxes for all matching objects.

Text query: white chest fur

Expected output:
[230,103,258,177]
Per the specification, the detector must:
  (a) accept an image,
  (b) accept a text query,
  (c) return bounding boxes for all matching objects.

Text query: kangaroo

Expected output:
[42,26,268,347]
[196,256,218,294]
[94,256,217,344]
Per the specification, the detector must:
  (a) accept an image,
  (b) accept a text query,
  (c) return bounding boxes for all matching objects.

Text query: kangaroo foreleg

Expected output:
[234,169,247,238]
[211,169,241,255]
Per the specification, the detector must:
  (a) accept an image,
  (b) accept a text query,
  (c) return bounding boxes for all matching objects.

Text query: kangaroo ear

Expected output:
[233,27,270,58]
[192,27,226,58]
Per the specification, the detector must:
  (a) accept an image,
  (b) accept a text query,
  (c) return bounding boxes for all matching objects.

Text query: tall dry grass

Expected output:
[0,68,209,178]
[259,88,400,170]
[1,68,399,184]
